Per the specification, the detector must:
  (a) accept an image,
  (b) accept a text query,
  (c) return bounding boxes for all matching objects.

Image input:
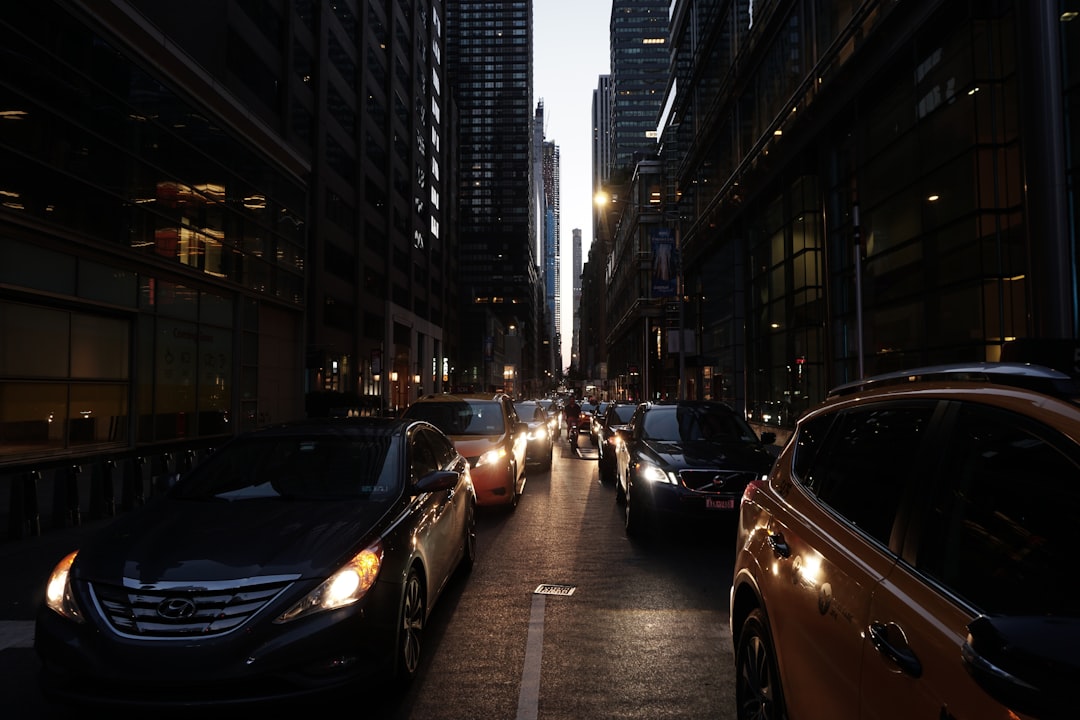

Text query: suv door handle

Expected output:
[767,532,790,558]
[868,621,922,678]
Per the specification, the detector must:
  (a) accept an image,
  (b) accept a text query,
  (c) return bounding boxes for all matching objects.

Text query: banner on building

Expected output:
[651,227,677,298]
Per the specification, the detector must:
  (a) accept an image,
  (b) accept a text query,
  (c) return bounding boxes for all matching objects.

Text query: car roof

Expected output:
[640,400,737,411]
[827,362,1080,403]
[412,393,506,404]
[238,416,422,439]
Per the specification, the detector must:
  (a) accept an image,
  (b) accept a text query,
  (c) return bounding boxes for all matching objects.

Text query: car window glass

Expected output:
[405,400,504,435]
[806,404,934,545]
[916,404,1080,615]
[642,409,679,440]
[791,413,833,481]
[420,427,456,469]
[681,406,757,442]
[175,436,398,500]
[410,431,440,480]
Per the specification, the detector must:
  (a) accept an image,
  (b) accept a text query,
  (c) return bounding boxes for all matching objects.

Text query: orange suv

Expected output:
[402,393,528,508]
[729,362,1080,720]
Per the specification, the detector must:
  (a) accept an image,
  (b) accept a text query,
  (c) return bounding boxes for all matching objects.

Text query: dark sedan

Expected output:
[514,400,554,469]
[596,402,637,484]
[614,401,776,537]
[35,417,477,709]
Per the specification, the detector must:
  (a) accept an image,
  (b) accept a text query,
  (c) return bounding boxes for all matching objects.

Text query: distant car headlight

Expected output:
[45,550,84,622]
[276,541,384,623]
[528,426,547,441]
[477,448,507,467]
[637,460,676,485]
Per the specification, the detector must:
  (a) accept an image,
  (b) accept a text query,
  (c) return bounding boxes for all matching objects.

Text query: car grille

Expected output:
[678,469,757,493]
[90,576,298,639]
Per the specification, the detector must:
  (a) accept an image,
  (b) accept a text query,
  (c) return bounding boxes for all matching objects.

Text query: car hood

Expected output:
[72,497,395,585]
[447,434,504,457]
[640,438,774,470]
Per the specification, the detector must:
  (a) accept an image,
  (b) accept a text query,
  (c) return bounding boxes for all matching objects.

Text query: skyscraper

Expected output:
[609,0,670,174]
[446,0,540,394]
[542,136,562,378]
[570,227,583,374]
[592,74,613,200]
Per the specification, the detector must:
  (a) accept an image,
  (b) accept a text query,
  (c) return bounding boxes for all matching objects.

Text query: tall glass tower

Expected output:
[609,0,670,174]
[446,0,540,393]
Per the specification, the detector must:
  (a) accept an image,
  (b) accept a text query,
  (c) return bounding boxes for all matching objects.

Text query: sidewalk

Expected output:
[0,518,115,623]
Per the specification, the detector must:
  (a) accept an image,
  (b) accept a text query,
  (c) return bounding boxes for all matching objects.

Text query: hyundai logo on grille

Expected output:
[157,597,198,620]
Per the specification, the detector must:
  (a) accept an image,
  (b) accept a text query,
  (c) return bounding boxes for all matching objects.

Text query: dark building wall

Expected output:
[445,0,540,393]
[585,0,1080,431]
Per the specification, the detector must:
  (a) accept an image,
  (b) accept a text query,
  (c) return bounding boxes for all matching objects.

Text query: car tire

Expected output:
[459,501,477,574]
[615,473,626,504]
[624,482,647,537]
[735,607,786,720]
[509,464,523,509]
[598,455,612,484]
[396,568,425,684]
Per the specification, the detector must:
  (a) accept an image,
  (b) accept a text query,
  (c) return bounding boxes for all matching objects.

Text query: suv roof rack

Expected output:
[827,362,1080,402]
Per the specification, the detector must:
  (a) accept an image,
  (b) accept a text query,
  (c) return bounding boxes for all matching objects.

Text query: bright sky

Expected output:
[534,2,611,369]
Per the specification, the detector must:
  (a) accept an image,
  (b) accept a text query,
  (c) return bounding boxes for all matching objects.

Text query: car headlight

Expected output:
[528,427,547,441]
[476,448,506,467]
[275,541,384,624]
[45,550,85,622]
[637,461,676,485]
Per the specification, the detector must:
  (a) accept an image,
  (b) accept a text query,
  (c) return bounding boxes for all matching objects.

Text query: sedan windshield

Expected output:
[171,435,400,501]
[405,400,505,435]
[643,407,759,443]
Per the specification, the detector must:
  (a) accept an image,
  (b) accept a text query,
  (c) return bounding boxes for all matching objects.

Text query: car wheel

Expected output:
[509,464,523,509]
[735,607,786,720]
[459,501,477,574]
[397,569,425,683]
[624,482,646,537]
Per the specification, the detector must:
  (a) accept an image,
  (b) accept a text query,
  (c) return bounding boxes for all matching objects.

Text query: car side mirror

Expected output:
[414,470,459,495]
[962,614,1075,718]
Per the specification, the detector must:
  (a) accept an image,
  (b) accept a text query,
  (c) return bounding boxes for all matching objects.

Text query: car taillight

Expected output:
[741,475,767,503]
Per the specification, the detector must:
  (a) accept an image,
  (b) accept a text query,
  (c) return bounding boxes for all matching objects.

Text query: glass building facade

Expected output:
[1,4,307,463]
[587,0,1080,435]
[445,0,541,395]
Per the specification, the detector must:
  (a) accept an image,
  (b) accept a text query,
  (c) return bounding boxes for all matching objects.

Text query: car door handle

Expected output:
[767,532,790,558]
[867,621,922,678]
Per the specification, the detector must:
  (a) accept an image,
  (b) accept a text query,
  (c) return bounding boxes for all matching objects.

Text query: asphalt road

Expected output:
[0,436,740,719]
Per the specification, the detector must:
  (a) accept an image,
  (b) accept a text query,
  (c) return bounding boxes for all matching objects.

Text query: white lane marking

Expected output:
[0,621,35,650]
[515,593,545,720]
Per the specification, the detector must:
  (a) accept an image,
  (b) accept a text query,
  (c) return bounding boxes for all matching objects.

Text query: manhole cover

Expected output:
[534,583,576,596]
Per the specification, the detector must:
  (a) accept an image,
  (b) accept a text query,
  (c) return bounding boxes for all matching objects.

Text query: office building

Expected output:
[445,0,541,395]
[585,0,1080,433]
[0,1,452,529]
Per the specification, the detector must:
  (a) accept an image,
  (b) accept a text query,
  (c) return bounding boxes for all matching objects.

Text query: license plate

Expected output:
[706,498,735,510]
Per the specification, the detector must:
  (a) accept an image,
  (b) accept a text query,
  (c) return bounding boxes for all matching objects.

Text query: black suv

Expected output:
[613,401,776,536]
